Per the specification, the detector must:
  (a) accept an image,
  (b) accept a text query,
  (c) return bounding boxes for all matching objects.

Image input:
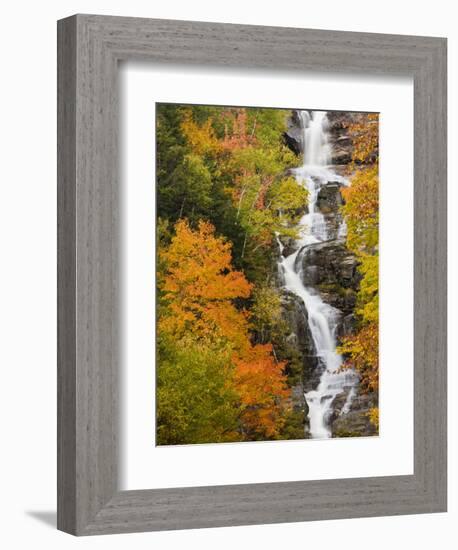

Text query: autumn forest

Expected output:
[156,103,379,445]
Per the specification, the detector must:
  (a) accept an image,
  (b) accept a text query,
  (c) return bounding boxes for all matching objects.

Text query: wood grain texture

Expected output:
[57,16,77,534]
[57,14,447,535]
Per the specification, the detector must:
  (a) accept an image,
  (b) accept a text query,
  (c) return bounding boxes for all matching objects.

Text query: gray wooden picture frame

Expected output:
[57,14,447,536]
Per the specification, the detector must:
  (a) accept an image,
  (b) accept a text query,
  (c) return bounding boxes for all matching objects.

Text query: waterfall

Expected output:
[278,110,358,439]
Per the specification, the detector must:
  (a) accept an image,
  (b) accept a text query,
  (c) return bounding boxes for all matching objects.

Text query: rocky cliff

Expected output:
[279,109,377,439]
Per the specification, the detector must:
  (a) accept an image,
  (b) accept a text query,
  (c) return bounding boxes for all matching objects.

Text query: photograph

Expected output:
[156,103,379,445]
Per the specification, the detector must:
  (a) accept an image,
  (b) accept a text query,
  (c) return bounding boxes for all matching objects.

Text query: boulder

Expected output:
[296,240,360,318]
[299,240,360,289]
[316,182,344,213]
[331,391,378,437]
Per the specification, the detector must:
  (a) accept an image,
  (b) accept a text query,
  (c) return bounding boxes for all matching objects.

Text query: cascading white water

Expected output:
[278,110,358,439]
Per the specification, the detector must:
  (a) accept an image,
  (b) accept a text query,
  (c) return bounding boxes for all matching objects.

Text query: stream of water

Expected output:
[278,111,358,439]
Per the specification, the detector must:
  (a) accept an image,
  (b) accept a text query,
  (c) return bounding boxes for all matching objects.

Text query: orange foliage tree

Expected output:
[233,344,290,439]
[158,219,291,442]
[159,219,252,344]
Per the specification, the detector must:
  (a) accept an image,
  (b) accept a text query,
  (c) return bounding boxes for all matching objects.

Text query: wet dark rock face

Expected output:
[279,290,323,393]
[278,290,319,436]
[298,239,361,316]
[280,291,316,364]
[326,111,357,166]
[283,110,304,155]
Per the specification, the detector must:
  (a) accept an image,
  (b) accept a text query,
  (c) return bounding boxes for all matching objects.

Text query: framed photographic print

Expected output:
[57,14,447,535]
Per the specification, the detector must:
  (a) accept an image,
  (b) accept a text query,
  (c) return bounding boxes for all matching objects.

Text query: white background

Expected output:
[0,1,455,549]
[122,65,413,489]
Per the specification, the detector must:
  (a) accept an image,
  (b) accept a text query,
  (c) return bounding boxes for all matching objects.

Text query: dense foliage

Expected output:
[156,105,303,444]
[156,104,380,443]
[338,113,379,427]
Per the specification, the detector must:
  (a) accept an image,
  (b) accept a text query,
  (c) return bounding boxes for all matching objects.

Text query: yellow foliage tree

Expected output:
[180,109,222,157]
[339,114,379,429]
[345,112,379,164]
